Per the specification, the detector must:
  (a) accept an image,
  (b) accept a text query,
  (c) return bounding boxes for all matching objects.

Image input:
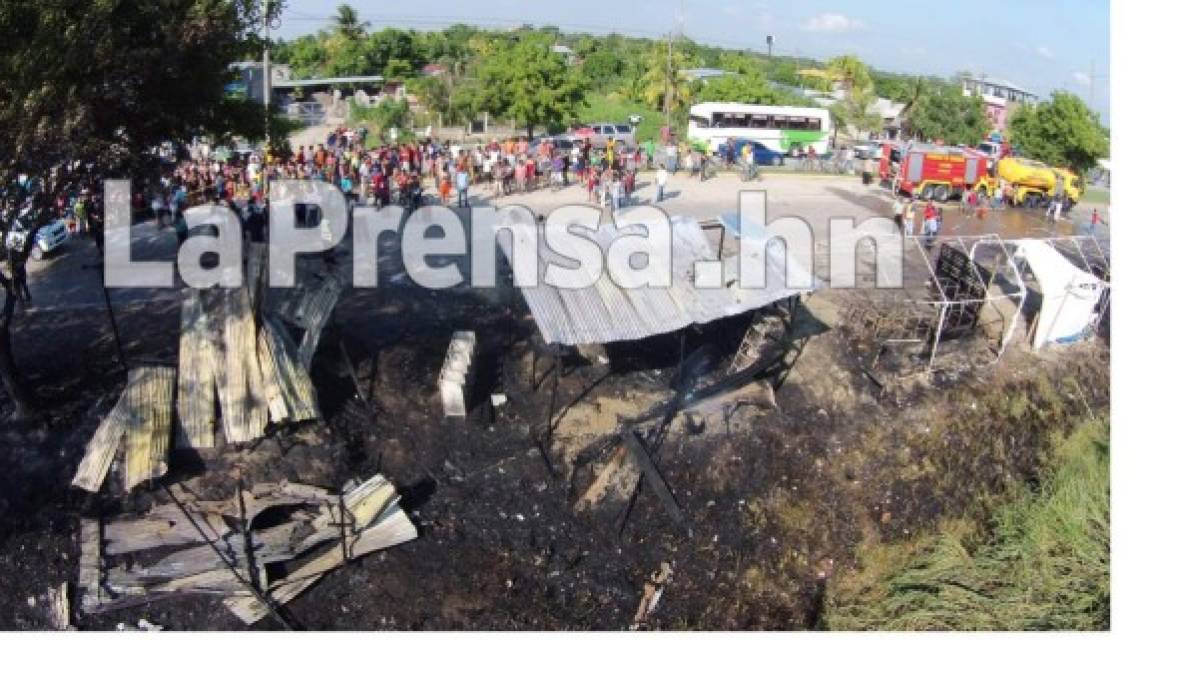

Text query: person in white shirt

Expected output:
[655,165,668,203]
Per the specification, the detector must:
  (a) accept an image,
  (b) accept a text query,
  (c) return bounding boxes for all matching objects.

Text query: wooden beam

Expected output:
[176,289,218,449]
[124,366,177,492]
[622,430,687,530]
[77,519,105,613]
[104,501,229,555]
[71,389,131,493]
[263,317,320,422]
[216,288,268,444]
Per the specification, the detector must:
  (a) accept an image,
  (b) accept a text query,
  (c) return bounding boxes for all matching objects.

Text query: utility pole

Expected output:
[263,0,271,156]
[665,32,672,131]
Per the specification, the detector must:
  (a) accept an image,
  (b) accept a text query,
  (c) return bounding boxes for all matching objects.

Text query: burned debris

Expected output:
[77,475,416,626]
[54,204,1110,631]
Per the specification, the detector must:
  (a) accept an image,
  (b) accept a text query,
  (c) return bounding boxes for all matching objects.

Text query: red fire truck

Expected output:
[879,142,996,202]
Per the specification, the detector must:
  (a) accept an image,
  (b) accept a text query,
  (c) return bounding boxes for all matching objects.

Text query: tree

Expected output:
[364,28,422,80]
[641,39,699,132]
[1008,92,1109,173]
[478,35,586,138]
[830,90,882,145]
[331,4,369,42]
[409,76,452,130]
[697,73,789,105]
[825,54,873,95]
[906,83,989,145]
[893,76,931,139]
[0,0,271,419]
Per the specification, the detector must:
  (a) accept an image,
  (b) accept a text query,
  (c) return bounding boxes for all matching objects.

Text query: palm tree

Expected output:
[331,4,369,41]
[825,54,872,96]
[896,77,929,139]
[642,40,696,131]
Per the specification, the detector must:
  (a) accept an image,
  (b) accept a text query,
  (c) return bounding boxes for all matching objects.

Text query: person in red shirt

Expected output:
[1088,208,1104,236]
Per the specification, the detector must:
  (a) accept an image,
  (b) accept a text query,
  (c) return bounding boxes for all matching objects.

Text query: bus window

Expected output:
[689,116,710,129]
[750,115,769,129]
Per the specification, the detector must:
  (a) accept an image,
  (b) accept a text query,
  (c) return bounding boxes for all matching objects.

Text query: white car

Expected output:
[853,140,885,160]
[6,217,68,261]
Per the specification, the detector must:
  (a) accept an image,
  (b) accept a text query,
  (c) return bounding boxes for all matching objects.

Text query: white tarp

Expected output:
[1013,239,1107,349]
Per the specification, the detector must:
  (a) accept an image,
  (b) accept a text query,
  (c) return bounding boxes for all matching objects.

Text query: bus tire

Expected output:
[933,184,950,202]
[920,184,935,200]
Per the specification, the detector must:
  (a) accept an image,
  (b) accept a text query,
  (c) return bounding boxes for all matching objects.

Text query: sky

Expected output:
[277,0,1110,122]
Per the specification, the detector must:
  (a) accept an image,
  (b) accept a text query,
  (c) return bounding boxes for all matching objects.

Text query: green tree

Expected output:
[830,90,882,145]
[409,76,452,130]
[1008,92,1109,173]
[0,0,272,419]
[906,83,989,145]
[364,28,422,79]
[331,4,369,42]
[825,54,873,95]
[478,35,586,137]
[697,73,789,105]
[641,39,699,132]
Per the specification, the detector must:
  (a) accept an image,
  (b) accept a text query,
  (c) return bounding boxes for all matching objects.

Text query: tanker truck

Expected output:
[995,157,1083,210]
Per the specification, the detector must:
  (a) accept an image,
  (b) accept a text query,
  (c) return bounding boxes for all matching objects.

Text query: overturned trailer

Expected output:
[836,232,1109,377]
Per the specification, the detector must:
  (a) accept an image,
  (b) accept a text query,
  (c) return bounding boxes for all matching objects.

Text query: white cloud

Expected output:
[1073,71,1092,86]
[800,12,865,33]
[1036,45,1054,59]
[900,45,928,57]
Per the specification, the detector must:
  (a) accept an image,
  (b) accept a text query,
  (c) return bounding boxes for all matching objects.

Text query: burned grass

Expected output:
[0,280,1109,629]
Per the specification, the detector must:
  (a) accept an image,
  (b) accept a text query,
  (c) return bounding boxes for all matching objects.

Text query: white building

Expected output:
[961,75,1039,132]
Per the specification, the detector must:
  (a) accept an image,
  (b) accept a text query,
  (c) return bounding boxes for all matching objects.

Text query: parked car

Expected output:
[576,122,637,148]
[720,139,787,167]
[853,140,886,160]
[5,216,68,261]
[540,136,577,152]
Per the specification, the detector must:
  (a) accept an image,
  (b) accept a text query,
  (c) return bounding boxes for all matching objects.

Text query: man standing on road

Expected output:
[655,164,668,203]
[455,165,470,208]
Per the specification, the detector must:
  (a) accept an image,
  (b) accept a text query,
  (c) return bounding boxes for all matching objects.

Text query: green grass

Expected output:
[825,418,1110,630]
[578,92,663,143]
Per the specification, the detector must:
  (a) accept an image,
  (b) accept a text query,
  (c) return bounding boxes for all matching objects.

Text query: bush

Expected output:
[825,419,1110,630]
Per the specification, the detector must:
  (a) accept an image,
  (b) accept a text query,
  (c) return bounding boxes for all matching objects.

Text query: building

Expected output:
[961,75,1039,133]
[227,62,292,103]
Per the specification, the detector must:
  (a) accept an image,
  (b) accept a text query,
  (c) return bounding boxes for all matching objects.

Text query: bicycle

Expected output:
[738,160,760,182]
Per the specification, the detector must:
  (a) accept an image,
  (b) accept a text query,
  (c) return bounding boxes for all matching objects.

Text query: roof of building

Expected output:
[961,75,1036,96]
[682,68,730,81]
[273,75,385,88]
[497,216,817,346]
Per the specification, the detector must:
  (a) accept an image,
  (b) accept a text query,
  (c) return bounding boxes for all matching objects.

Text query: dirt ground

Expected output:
[0,258,1109,629]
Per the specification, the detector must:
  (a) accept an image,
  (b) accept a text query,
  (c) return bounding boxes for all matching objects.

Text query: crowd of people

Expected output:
[144,128,723,248]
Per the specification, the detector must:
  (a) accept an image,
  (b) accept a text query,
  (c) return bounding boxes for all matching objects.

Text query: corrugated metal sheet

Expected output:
[498,217,817,346]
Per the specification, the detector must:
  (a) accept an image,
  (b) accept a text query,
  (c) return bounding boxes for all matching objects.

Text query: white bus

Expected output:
[687,102,832,156]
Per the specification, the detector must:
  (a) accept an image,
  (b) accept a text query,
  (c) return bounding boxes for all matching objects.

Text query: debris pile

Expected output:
[77,475,417,625]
